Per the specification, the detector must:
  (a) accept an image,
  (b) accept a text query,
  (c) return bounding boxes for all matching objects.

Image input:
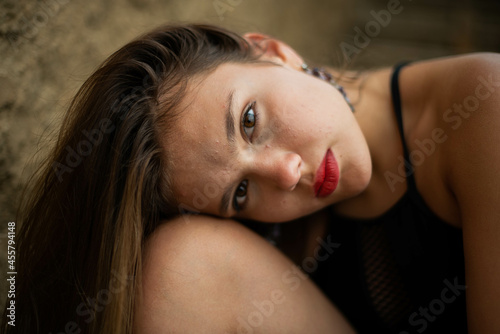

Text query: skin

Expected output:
[138,34,500,333]
[135,216,356,333]
[167,36,372,223]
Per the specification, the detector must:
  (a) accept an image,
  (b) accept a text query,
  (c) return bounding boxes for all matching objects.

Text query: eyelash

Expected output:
[232,101,258,213]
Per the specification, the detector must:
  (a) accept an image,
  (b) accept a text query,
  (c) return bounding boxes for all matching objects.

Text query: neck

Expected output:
[330,66,404,216]
[336,67,394,172]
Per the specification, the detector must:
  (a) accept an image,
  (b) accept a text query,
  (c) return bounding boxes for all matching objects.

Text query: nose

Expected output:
[253,148,302,191]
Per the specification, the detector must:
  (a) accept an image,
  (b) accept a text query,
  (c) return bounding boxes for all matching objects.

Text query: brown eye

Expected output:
[233,179,248,212]
[242,102,256,139]
[236,182,247,197]
[244,110,255,127]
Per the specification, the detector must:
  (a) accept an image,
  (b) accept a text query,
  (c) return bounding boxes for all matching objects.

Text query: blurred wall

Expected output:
[1,0,499,305]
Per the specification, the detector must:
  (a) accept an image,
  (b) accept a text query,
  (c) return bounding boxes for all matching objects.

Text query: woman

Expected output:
[3,24,499,333]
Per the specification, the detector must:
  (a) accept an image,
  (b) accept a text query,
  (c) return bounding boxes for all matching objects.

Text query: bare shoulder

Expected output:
[400,52,500,107]
[135,215,355,334]
[432,53,500,208]
[424,53,500,334]
[398,54,500,332]
[407,52,500,177]
[435,52,500,112]
[393,53,500,225]
[405,52,500,77]
[419,53,500,188]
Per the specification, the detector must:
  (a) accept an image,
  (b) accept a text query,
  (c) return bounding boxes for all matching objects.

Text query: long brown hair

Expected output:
[2,24,260,333]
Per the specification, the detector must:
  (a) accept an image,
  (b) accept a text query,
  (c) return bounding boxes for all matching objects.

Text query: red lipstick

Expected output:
[314,149,339,197]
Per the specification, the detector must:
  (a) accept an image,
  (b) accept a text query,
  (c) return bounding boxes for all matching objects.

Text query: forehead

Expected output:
[165,63,239,203]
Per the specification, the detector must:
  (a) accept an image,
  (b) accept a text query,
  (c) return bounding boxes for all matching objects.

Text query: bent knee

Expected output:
[135,215,280,332]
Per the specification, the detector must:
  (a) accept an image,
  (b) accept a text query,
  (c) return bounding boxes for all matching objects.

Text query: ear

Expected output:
[243,33,303,70]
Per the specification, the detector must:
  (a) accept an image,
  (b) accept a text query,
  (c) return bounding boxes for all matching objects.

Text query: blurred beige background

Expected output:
[1,0,499,305]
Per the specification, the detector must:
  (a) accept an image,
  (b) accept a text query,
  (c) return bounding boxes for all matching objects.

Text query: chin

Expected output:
[339,159,373,200]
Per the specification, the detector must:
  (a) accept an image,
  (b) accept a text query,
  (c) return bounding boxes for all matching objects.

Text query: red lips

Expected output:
[314,149,339,197]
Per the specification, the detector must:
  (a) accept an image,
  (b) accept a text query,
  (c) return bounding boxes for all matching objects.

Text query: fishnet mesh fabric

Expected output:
[360,224,414,328]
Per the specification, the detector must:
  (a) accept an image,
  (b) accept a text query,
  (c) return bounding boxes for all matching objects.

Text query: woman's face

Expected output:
[166,41,372,222]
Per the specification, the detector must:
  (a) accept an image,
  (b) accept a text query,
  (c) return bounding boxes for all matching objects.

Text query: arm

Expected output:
[445,53,500,333]
[135,215,355,334]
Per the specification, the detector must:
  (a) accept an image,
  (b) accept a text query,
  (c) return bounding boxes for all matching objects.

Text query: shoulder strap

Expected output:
[390,62,417,190]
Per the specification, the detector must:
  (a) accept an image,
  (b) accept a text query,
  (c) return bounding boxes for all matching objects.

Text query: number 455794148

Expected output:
[7,222,15,271]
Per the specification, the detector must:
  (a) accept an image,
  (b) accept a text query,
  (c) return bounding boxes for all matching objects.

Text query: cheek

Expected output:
[263,76,341,144]
[271,105,336,145]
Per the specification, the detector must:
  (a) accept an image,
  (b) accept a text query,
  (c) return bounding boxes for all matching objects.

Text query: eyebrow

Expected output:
[220,90,236,216]
[225,90,236,143]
